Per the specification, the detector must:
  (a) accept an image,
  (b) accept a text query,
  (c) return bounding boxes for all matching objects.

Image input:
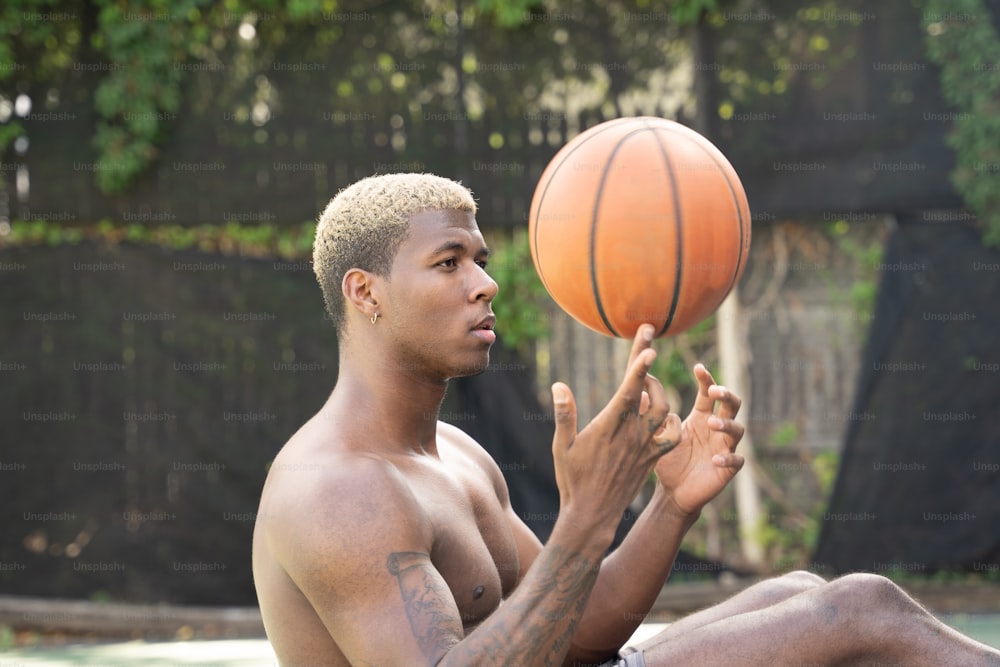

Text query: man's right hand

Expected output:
[550,323,679,541]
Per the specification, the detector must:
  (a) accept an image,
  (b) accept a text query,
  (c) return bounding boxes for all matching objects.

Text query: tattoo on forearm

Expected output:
[445,544,600,666]
[386,552,462,662]
[387,547,600,666]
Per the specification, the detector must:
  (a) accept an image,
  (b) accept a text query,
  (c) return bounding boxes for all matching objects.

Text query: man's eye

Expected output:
[476,259,489,269]
[439,258,457,268]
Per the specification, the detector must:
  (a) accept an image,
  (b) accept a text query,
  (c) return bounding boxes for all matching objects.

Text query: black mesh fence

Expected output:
[813,221,1000,575]
[1,242,335,604]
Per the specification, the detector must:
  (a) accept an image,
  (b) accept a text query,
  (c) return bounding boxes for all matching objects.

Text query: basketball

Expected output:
[528,116,752,339]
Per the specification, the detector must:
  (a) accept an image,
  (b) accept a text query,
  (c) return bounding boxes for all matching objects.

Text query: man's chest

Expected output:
[406,463,521,628]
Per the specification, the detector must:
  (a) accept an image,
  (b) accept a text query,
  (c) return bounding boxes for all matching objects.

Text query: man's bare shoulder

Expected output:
[257,427,433,571]
[436,420,509,501]
[436,419,488,455]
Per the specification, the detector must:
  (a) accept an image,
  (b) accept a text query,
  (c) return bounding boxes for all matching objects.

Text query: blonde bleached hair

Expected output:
[313,173,478,333]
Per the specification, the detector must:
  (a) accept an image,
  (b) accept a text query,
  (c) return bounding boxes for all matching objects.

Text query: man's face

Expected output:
[376,208,498,380]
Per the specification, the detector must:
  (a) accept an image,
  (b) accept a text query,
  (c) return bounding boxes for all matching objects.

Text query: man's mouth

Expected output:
[472,315,495,330]
[471,315,497,343]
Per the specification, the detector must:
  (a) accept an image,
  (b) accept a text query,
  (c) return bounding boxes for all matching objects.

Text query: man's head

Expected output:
[313,173,478,333]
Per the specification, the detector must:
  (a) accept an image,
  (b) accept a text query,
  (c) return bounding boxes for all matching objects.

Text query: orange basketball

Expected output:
[528,116,751,339]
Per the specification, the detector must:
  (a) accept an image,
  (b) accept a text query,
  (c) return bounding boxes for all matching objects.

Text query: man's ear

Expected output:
[342,268,380,321]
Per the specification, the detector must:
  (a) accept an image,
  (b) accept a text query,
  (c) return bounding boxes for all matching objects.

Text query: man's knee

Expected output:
[751,570,826,604]
[769,569,826,596]
[827,572,912,612]
[781,570,826,588]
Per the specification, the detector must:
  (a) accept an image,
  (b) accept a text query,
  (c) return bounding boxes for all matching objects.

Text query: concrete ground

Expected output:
[1,616,999,666]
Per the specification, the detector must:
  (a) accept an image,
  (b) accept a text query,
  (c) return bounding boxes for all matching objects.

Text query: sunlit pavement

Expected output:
[1,617,998,665]
[0,637,279,666]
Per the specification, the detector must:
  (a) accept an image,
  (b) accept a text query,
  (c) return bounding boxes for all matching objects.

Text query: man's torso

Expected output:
[252,417,521,665]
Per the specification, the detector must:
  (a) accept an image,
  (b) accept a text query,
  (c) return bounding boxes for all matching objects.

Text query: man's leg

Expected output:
[624,570,826,646]
[633,573,1000,666]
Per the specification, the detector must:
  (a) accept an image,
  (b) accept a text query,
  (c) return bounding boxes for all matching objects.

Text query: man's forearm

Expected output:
[439,519,612,667]
[567,485,700,660]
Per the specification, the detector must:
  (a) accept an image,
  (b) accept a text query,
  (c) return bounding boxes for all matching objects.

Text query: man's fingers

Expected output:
[639,390,650,415]
[625,324,655,372]
[712,453,745,472]
[692,364,744,422]
[708,415,745,448]
[710,385,743,420]
[691,363,717,413]
[614,347,657,414]
[641,373,671,435]
[617,326,657,415]
[551,382,578,454]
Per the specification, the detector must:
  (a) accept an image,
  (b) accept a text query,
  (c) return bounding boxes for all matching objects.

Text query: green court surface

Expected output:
[1,616,999,666]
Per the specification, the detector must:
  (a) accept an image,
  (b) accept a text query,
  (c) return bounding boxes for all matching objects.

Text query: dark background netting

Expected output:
[1,242,336,604]
[0,240,733,605]
[813,221,1000,574]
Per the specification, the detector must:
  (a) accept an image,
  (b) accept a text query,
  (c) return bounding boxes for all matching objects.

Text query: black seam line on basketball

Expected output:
[657,125,747,299]
[647,122,683,338]
[531,118,639,302]
[590,126,658,338]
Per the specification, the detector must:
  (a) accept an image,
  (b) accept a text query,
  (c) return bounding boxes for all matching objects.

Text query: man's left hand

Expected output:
[651,363,745,517]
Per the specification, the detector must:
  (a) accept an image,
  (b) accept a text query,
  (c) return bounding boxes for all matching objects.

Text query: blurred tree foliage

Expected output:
[3,0,988,352]
[922,0,1000,247]
[0,0,700,195]
[3,0,989,225]
[0,0,708,355]
[3,217,317,257]
[1,0,350,191]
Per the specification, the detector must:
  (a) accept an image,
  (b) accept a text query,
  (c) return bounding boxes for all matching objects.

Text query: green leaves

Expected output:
[474,0,538,27]
[0,122,23,154]
[89,0,195,193]
[4,217,318,259]
[1,0,351,195]
[923,0,1000,247]
[671,0,717,25]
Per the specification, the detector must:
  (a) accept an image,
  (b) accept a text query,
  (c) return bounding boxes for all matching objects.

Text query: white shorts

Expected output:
[599,650,646,667]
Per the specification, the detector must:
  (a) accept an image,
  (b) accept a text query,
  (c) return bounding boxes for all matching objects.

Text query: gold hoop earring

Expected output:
[371,313,379,324]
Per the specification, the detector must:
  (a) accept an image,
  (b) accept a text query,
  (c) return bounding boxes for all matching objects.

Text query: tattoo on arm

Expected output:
[446,545,599,666]
[387,547,600,666]
[386,552,463,662]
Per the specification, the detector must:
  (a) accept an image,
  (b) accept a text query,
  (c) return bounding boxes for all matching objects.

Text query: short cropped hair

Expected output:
[313,173,477,333]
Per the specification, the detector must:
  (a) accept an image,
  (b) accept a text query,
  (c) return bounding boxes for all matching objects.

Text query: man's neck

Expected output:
[325,357,448,456]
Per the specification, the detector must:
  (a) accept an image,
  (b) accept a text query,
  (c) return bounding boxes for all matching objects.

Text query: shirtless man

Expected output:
[252,173,1000,666]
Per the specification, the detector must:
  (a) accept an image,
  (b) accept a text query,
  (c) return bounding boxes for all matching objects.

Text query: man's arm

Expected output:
[492,360,744,662]
[496,473,695,664]
[563,485,698,662]
[565,363,746,660]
